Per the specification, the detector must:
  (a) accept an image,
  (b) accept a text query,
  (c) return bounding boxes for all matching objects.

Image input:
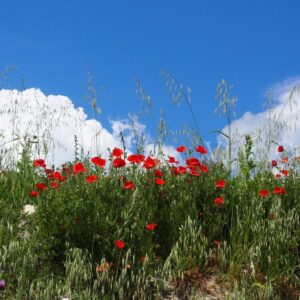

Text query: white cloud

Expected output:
[0,88,180,168]
[109,114,148,152]
[218,77,300,161]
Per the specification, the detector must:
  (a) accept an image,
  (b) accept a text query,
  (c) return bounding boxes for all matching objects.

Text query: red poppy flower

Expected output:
[154,169,163,177]
[97,262,110,272]
[143,157,156,169]
[115,239,125,249]
[214,197,224,206]
[146,223,157,231]
[61,164,71,174]
[259,189,269,197]
[271,160,278,167]
[36,182,47,190]
[171,166,187,175]
[140,256,146,263]
[171,167,179,175]
[176,145,186,152]
[123,181,135,190]
[136,154,146,163]
[281,170,289,176]
[86,174,98,183]
[277,145,284,152]
[50,182,59,189]
[188,165,196,172]
[112,147,123,157]
[180,166,188,173]
[113,157,126,168]
[127,155,135,163]
[155,178,165,185]
[44,168,53,174]
[91,156,106,168]
[52,171,65,182]
[216,180,225,188]
[47,172,54,180]
[200,165,208,173]
[72,162,86,174]
[190,169,200,176]
[281,157,289,163]
[127,154,145,164]
[195,145,208,154]
[167,156,179,164]
[186,157,201,167]
[213,240,221,247]
[33,159,46,168]
[30,190,39,197]
[273,187,286,195]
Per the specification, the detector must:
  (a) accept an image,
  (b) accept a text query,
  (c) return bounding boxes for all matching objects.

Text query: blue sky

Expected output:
[1,0,300,147]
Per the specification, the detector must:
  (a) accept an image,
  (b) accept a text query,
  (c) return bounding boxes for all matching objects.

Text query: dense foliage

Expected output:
[0,143,299,299]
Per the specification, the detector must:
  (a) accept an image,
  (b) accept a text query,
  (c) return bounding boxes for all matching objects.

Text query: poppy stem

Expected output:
[112,250,122,294]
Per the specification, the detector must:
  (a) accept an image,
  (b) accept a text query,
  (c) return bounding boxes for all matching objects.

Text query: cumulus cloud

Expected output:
[0,88,180,168]
[218,77,300,161]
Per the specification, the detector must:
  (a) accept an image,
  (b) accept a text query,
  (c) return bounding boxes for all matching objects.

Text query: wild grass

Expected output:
[0,73,299,299]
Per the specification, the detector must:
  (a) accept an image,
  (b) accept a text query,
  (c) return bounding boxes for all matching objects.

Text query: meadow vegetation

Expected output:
[0,74,299,299]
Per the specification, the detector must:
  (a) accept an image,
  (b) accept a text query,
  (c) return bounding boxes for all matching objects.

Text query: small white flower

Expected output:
[23,204,36,215]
